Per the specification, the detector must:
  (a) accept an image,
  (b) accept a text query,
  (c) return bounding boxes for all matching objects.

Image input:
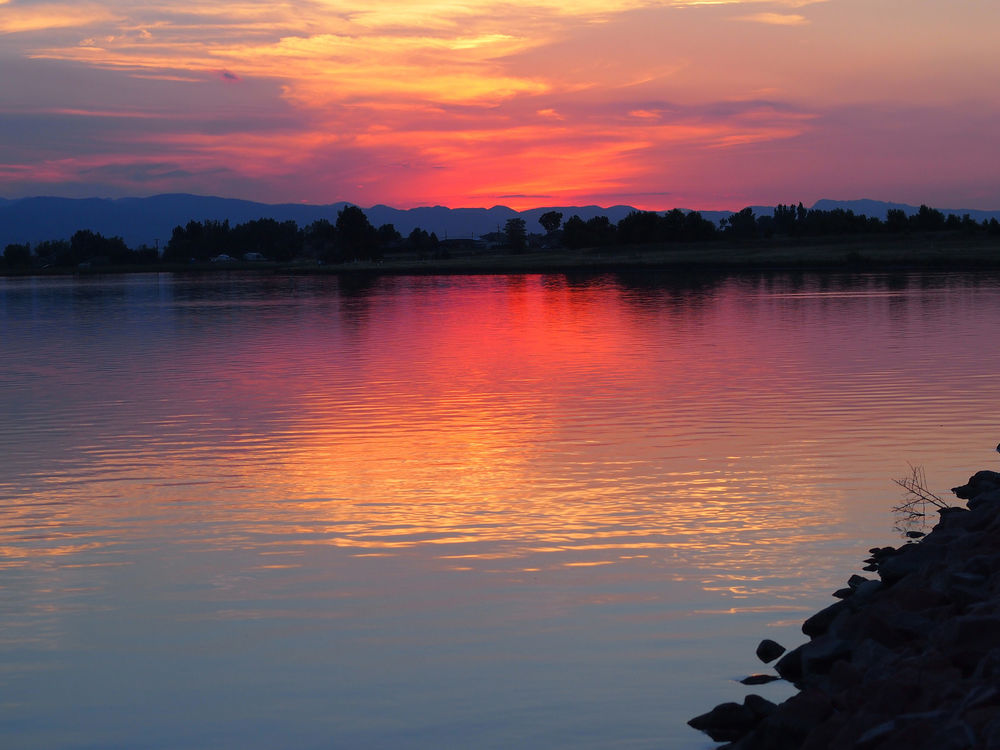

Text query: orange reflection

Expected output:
[2,275,886,607]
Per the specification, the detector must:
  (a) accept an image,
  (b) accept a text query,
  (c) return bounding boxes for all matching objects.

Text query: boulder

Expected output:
[755,638,786,664]
[802,600,848,638]
[952,470,1000,500]
[687,700,758,742]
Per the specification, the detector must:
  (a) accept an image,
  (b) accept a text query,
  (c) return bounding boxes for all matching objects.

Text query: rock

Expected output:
[952,470,1000,500]
[850,579,882,604]
[692,460,1000,750]
[755,638,786,664]
[741,674,781,685]
[877,542,948,585]
[856,719,896,747]
[753,690,833,747]
[798,634,853,678]
[774,645,804,684]
[802,600,848,638]
[937,506,971,529]
[967,488,1000,511]
[940,614,1000,674]
[744,693,778,719]
[687,701,758,742]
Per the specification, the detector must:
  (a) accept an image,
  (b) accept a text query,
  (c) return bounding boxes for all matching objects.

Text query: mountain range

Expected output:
[1,194,998,250]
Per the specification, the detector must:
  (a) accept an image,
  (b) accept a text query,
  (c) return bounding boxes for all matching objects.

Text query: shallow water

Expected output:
[2,270,999,749]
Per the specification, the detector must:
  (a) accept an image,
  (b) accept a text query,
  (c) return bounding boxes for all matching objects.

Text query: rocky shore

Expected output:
[689,464,1000,749]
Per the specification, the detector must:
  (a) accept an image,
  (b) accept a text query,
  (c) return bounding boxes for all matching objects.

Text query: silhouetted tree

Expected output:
[960,214,980,234]
[912,205,945,232]
[406,227,439,258]
[617,210,662,244]
[164,219,232,262]
[886,209,909,233]
[335,205,379,261]
[585,215,617,246]
[684,210,717,241]
[773,204,799,235]
[231,218,302,261]
[304,219,336,259]
[34,239,71,266]
[538,211,563,233]
[722,207,758,239]
[3,243,31,268]
[562,215,587,249]
[504,218,527,253]
[71,229,131,265]
[377,223,402,245]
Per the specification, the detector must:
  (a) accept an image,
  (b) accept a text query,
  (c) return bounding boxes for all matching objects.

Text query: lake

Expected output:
[2,270,999,749]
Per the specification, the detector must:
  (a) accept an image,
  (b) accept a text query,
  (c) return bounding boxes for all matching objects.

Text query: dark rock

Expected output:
[850,579,882,604]
[848,574,872,588]
[940,614,1000,673]
[877,542,948,585]
[774,645,804,684]
[743,694,778,719]
[687,701,757,742]
[937,506,971,530]
[802,600,848,638]
[873,546,901,559]
[972,647,1000,680]
[755,690,833,747]
[906,531,926,539]
[741,674,780,685]
[833,587,854,599]
[952,470,1000,500]
[967,488,1000,511]
[827,659,863,693]
[755,638,786,664]
[855,719,896,747]
[799,634,853,678]
[862,563,879,571]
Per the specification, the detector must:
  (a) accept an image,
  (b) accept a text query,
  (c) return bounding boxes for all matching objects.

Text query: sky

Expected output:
[1,0,998,211]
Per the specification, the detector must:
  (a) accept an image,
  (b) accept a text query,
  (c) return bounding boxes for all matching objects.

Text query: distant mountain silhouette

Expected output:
[1,194,997,249]
[810,198,1000,223]
[0,194,646,248]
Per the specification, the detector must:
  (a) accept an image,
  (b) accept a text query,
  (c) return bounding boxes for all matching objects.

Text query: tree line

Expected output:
[4,202,1000,270]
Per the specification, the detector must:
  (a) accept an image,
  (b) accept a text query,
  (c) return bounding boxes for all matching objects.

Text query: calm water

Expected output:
[2,270,1000,749]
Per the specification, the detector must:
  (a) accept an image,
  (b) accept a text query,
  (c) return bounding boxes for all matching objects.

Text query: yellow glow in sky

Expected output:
[1,0,998,209]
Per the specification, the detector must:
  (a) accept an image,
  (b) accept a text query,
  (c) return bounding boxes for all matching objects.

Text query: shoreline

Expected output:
[689,456,1000,749]
[3,235,1000,278]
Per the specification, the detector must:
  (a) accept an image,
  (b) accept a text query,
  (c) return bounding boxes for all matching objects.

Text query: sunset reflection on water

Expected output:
[3,271,1000,748]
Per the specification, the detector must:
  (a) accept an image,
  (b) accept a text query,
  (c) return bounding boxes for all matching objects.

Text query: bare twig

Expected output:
[892,464,949,536]
[893,464,948,509]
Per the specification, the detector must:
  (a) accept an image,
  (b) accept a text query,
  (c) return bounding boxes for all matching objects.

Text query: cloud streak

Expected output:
[737,12,809,25]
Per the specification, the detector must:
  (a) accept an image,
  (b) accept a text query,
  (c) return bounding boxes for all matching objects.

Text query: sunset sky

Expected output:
[1,0,998,210]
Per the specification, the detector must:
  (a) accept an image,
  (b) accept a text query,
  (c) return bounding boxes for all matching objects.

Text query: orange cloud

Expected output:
[0,3,116,33]
[737,12,809,25]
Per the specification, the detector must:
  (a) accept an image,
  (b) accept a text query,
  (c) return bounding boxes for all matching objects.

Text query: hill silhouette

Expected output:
[1,194,998,249]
